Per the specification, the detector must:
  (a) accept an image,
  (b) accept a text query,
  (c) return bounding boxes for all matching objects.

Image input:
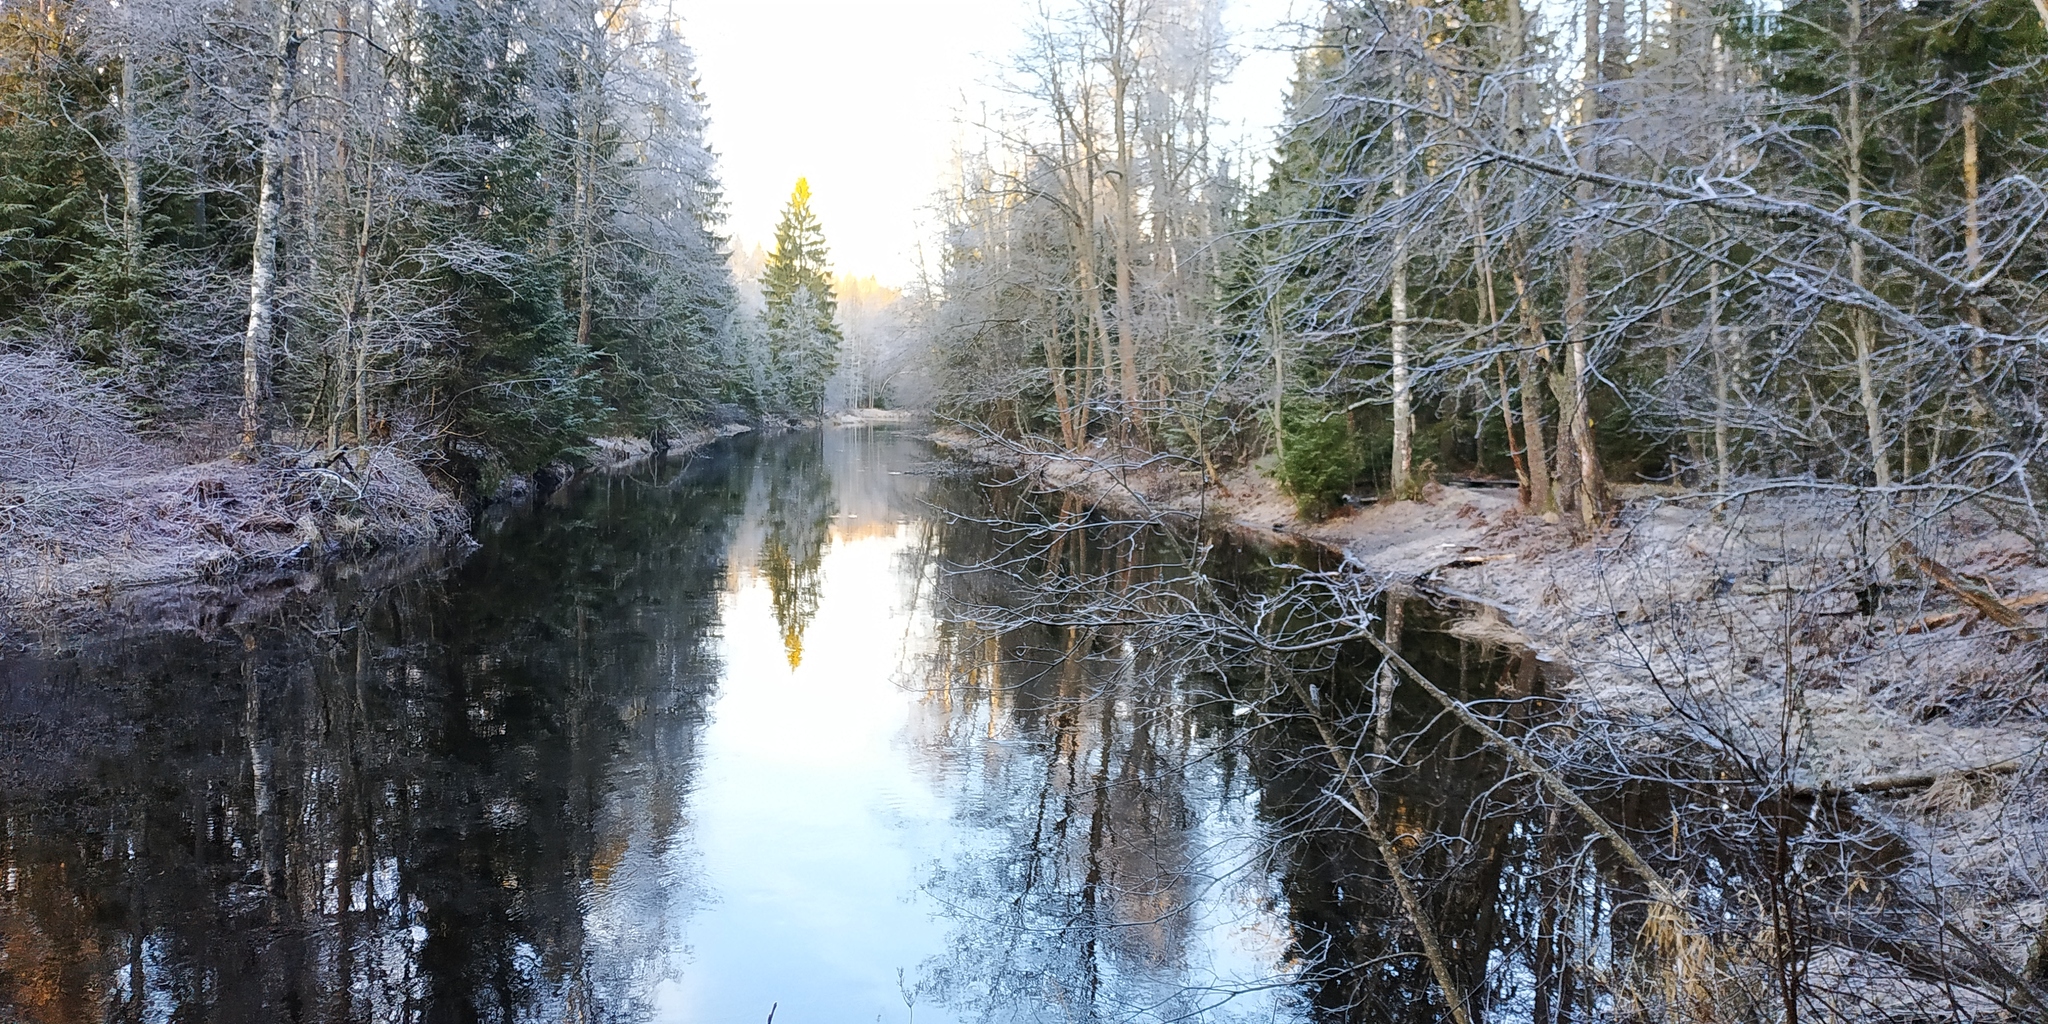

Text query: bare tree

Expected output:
[239,0,300,453]
[927,0,1235,454]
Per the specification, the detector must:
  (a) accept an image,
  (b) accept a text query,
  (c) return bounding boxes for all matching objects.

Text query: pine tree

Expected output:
[761,178,841,413]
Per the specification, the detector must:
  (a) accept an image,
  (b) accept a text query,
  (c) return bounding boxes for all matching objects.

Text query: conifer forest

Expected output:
[5,0,2048,1022]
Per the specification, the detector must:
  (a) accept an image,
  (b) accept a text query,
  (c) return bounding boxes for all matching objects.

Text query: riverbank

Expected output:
[0,423,759,639]
[931,426,2048,981]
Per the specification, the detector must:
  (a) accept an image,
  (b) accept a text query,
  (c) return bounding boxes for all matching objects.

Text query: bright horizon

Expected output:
[678,0,1312,288]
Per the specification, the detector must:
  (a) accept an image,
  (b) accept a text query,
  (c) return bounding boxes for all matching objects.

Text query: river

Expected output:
[2,427,1681,1024]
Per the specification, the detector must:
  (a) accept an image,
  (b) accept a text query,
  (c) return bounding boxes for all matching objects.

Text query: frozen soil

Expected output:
[0,425,750,638]
[0,446,467,632]
[932,428,2048,981]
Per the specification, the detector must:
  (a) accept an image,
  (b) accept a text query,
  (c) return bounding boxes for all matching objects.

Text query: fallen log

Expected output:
[1905,593,2048,634]
[1792,759,2022,799]
[1898,541,2039,639]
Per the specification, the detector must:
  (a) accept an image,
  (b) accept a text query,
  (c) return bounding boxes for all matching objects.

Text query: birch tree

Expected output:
[1,0,746,489]
[237,0,298,452]
[928,0,1234,453]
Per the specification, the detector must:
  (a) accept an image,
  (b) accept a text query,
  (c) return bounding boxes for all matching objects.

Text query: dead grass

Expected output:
[0,446,468,614]
[0,352,469,623]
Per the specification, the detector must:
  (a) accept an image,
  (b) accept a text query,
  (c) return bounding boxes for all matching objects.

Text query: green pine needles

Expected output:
[1277,400,1364,519]
[762,178,842,415]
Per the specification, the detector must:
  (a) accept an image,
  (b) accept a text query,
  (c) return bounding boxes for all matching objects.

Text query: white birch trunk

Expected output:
[1389,115,1414,497]
[240,0,299,453]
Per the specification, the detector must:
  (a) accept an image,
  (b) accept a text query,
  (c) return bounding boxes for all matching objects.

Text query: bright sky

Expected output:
[676,0,1313,287]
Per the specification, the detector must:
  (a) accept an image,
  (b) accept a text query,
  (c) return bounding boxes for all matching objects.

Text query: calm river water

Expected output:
[1,428,1608,1024]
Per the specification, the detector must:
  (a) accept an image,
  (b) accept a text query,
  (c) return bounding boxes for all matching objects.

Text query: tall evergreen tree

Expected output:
[0,0,743,496]
[761,178,840,413]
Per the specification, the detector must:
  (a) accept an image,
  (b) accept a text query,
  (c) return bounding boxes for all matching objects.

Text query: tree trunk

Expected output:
[330,0,370,450]
[1269,300,1286,462]
[186,49,210,246]
[1562,0,1610,528]
[573,23,598,352]
[1843,0,1888,489]
[1045,57,1102,446]
[117,50,142,258]
[1962,101,1990,457]
[1501,0,1554,514]
[1111,151,1139,430]
[1710,260,1731,491]
[240,0,300,454]
[1070,209,1106,446]
[1549,365,1582,516]
[1389,114,1415,498]
[1108,0,1141,432]
[1389,274,1414,497]
[1467,177,1529,502]
[345,136,377,447]
[1963,103,1981,278]
[1045,312,1076,449]
[1509,242,1555,516]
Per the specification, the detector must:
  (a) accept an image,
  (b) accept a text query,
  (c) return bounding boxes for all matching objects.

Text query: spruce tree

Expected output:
[761,178,841,413]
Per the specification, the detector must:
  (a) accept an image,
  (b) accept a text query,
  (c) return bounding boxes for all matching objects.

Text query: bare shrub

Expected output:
[281,445,468,547]
[0,350,150,484]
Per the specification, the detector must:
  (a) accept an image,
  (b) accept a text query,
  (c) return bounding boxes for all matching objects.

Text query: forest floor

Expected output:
[931,426,2048,984]
[0,423,753,639]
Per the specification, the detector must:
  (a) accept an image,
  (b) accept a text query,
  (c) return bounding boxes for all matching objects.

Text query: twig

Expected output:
[1361,631,1703,928]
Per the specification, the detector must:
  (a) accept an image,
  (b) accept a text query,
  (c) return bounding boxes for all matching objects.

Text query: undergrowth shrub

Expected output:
[1276,400,1361,518]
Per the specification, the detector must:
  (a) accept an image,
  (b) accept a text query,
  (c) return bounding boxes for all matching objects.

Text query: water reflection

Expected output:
[2,435,752,1023]
[749,432,835,669]
[0,429,1845,1024]
[904,483,1709,1024]
[2,429,780,1020]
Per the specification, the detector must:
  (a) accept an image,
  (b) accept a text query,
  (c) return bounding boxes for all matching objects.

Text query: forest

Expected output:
[926,0,2048,523]
[929,0,2048,528]
[0,0,849,600]
[915,0,2048,1018]
[5,0,2048,1020]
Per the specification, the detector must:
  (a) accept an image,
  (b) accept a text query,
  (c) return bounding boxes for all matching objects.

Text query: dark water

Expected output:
[0,429,1687,1024]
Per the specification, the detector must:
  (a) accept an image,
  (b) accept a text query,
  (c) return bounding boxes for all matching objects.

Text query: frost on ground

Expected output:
[0,350,767,634]
[933,427,2048,1000]
[0,351,469,626]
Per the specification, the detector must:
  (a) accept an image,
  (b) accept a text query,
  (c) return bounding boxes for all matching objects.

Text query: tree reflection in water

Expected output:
[0,431,1944,1024]
[0,442,759,1023]
[902,483,1468,1022]
[752,431,836,670]
[904,477,1899,1024]
[904,490,1290,1022]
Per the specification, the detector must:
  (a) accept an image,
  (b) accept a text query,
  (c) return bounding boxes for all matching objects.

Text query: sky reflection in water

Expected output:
[640,427,1298,1022]
[0,427,1306,1024]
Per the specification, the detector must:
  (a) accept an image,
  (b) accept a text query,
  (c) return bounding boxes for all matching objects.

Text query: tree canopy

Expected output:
[762,178,842,414]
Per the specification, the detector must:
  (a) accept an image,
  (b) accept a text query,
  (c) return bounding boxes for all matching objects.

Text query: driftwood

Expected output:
[1793,760,2022,799]
[1898,540,2039,638]
[1908,592,2048,634]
